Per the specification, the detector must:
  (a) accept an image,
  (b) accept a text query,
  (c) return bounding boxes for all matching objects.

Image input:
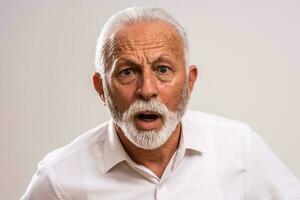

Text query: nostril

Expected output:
[137,92,157,100]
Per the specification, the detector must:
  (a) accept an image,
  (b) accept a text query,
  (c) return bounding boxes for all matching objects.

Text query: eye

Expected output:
[119,68,134,76]
[158,65,170,73]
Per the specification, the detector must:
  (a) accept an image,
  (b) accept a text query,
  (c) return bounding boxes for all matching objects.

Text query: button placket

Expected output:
[155,181,168,200]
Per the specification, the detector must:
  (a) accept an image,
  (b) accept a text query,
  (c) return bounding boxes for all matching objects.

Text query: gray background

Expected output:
[1,0,299,199]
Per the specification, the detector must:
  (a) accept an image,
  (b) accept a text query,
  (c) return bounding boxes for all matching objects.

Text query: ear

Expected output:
[188,65,198,92]
[93,72,106,104]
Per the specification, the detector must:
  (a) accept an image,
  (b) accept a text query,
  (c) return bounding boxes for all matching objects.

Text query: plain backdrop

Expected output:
[1,0,299,199]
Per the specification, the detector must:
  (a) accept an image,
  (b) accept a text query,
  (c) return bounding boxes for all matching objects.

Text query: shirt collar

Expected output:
[180,110,206,154]
[170,110,205,170]
[103,119,128,173]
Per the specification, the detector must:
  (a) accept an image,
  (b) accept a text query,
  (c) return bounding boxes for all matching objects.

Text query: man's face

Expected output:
[95,21,197,149]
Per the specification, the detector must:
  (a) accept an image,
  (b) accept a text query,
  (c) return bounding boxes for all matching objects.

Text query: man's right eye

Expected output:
[119,68,134,76]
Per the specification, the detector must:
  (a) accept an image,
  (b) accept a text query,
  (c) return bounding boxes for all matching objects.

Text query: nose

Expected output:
[136,70,158,100]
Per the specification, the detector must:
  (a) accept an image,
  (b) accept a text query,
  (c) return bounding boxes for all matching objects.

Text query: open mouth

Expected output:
[134,111,162,130]
[136,112,161,122]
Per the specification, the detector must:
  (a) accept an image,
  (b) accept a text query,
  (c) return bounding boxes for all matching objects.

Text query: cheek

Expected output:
[158,81,184,109]
[109,81,137,111]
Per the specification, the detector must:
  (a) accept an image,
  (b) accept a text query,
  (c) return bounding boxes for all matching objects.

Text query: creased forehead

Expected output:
[102,21,185,70]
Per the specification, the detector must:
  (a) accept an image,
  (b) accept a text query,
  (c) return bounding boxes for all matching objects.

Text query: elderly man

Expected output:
[22,7,300,200]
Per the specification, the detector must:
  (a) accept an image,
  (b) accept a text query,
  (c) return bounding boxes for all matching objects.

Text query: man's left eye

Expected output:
[158,66,169,73]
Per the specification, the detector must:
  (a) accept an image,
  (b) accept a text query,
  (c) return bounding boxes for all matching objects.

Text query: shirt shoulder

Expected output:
[184,109,252,140]
[40,121,109,168]
[184,110,300,199]
[185,109,249,128]
[183,109,252,160]
[22,121,110,199]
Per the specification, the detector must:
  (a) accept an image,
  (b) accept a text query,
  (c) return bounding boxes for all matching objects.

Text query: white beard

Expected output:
[116,99,181,150]
[103,77,190,150]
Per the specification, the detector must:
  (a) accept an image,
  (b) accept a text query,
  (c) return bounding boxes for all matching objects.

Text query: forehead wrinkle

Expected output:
[102,36,120,73]
[116,37,166,51]
[146,53,173,65]
[112,38,166,66]
[107,25,185,69]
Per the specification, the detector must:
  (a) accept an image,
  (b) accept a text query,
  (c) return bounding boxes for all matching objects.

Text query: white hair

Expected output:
[94,7,190,75]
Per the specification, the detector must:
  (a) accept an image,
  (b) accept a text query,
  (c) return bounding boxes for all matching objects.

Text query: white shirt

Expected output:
[22,110,300,200]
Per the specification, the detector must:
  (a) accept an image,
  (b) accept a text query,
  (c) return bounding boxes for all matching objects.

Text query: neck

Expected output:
[116,123,181,178]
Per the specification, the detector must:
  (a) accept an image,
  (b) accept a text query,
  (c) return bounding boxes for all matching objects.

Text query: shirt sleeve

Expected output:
[247,127,300,199]
[21,164,61,200]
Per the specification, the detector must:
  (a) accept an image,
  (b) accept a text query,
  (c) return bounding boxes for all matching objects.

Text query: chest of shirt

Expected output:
[55,152,246,200]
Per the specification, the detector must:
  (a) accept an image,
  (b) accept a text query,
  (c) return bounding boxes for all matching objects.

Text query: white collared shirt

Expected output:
[22,110,300,200]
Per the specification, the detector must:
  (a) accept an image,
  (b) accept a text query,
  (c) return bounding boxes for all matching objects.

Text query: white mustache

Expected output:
[123,99,168,120]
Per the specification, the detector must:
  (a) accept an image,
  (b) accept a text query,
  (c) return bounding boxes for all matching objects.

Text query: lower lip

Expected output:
[135,117,162,130]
